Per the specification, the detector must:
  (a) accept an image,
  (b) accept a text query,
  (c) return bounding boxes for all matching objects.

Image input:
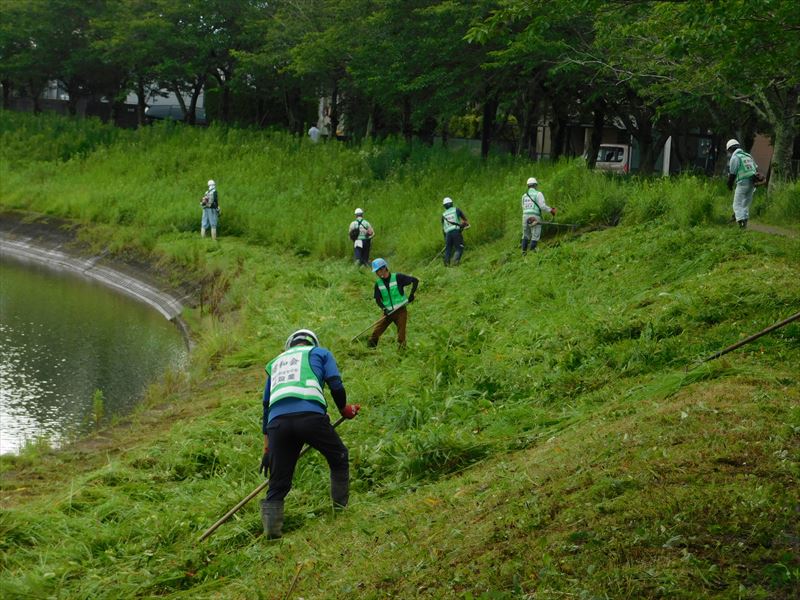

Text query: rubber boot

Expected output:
[529,240,538,252]
[260,499,284,539]
[331,470,349,510]
[738,219,748,229]
[521,239,529,255]
[211,227,217,240]
[201,228,206,238]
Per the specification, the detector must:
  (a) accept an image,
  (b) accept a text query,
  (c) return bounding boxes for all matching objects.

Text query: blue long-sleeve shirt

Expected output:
[262,346,345,432]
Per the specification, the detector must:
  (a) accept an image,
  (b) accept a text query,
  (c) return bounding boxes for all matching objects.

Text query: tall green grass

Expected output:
[3,111,796,270]
[1,111,799,599]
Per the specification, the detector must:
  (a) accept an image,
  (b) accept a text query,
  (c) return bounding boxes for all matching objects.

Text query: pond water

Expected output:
[0,257,188,454]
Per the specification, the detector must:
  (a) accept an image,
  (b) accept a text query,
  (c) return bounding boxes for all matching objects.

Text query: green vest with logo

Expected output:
[265,346,326,408]
[732,149,757,182]
[442,206,460,233]
[377,273,408,311]
[522,190,542,217]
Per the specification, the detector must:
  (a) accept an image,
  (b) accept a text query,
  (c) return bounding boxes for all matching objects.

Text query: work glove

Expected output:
[341,404,361,419]
[259,450,270,477]
[551,207,557,216]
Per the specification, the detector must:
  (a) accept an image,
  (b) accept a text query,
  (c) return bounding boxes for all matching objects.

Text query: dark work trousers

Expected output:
[443,229,464,266]
[266,412,349,501]
[368,305,408,348]
[353,239,371,267]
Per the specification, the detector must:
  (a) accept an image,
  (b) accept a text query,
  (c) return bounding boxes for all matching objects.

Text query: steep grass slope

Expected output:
[1,113,798,599]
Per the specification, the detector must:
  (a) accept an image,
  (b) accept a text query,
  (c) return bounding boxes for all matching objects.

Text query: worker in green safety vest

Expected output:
[521,177,557,254]
[348,207,375,266]
[260,328,360,539]
[441,197,469,266]
[725,139,759,229]
[368,258,419,348]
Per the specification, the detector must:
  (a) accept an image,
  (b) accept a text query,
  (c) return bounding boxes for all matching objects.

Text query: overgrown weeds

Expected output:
[1,112,798,599]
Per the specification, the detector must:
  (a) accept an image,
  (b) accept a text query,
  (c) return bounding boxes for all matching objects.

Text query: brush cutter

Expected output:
[426,246,446,266]
[350,308,399,342]
[530,216,578,230]
[198,416,346,542]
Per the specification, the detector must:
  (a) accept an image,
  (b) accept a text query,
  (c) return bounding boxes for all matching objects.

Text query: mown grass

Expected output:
[1,111,799,599]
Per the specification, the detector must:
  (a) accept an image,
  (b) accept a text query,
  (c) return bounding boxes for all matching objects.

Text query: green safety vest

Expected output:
[522,191,542,217]
[265,346,326,408]
[442,206,461,233]
[377,273,408,311]
[732,149,757,183]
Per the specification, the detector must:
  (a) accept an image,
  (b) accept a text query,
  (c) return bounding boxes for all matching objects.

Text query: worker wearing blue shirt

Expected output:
[259,329,360,539]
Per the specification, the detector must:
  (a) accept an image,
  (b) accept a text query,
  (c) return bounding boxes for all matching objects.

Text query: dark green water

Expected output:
[0,258,188,454]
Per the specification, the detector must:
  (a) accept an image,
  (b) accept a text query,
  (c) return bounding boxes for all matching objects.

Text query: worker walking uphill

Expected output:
[441,197,469,266]
[348,208,375,267]
[521,177,556,254]
[726,139,759,229]
[260,329,360,539]
[368,258,419,348]
[200,179,220,240]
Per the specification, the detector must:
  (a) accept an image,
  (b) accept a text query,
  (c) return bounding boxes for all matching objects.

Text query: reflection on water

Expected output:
[0,258,188,454]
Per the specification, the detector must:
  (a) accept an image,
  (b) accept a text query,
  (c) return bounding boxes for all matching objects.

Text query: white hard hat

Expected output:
[527,177,538,186]
[208,180,216,187]
[725,139,740,151]
[284,329,320,351]
[442,197,453,206]
[354,207,364,215]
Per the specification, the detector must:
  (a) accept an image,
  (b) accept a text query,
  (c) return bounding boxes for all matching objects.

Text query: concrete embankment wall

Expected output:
[0,213,192,346]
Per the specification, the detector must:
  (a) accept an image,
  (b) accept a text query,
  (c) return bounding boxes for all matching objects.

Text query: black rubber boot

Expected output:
[738,219,748,229]
[521,239,529,255]
[529,240,538,252]
[331,470,349,510]
[260,499,284,539]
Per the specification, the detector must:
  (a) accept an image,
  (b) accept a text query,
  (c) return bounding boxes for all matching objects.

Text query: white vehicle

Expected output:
[594,144,631,174]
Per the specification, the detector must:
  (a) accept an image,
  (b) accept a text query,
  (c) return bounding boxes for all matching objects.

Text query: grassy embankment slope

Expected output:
[1,112,798,599]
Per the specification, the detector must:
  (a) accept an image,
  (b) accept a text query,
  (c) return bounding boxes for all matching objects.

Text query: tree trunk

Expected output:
[636,120,659,175]
[187,75,206,125]
[419,116,436,146]
[66,84,79,116]
[282,86,296,133]
[2,79,11,109]
[671,116,691,172]
[401,96,413,144]
[768,84,799,188]
[217,68,232,123]
[481,93,498,159]
[172,81,188,119]
[586,101,606,169]
[364,102,374,139]
[549,112,567,161]
[329,80,339,139]
[517,95,538,158]
[28,80,41,113]
[136,78,146,126]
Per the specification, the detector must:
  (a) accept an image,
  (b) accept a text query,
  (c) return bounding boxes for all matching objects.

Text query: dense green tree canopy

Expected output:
[0,0,796,178]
